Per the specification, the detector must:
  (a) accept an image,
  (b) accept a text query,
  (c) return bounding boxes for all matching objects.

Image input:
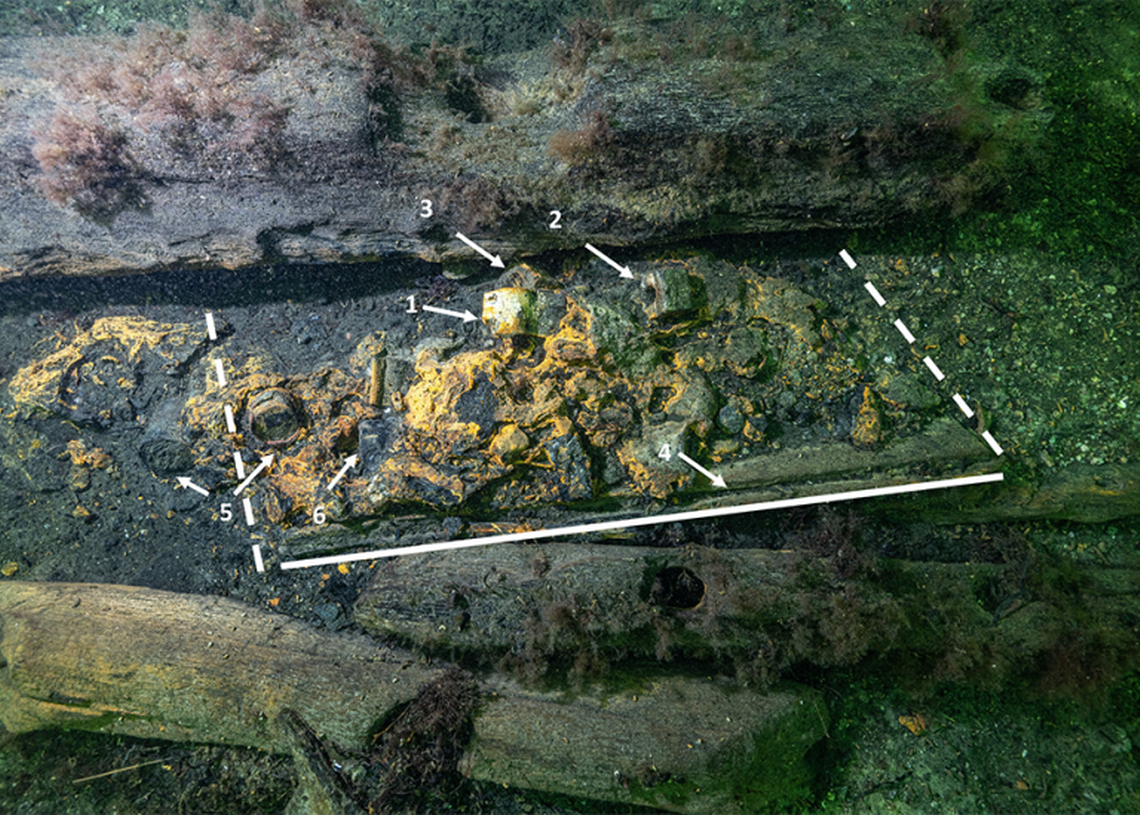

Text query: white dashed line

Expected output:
[844,249,1006,458]
[252,544,265,573]
[952,393,974,417]
[893,318,916,344]
[864,281,886,306]
[214,358,227,387]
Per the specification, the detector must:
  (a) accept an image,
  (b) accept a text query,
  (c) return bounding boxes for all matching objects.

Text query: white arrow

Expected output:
[676,451,727,488]
[327,454,359,491]
[585,243,633,279]
[234,454,274,496]
[176,476,210,497]
[455,232,505,268]
[421,304,478,323]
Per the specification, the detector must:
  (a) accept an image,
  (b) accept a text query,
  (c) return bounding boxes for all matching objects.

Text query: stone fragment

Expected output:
[717,403,746,435]
[489,423,529,463]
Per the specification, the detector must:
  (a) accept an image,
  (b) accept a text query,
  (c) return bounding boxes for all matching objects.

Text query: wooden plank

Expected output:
[355,543,1140,698]
[463,674,828,814]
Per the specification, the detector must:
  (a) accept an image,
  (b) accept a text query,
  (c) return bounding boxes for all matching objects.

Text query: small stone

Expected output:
[712,439,740,458]
[313,603,345,630]
[717,403,746,435]
[490,423,529,463]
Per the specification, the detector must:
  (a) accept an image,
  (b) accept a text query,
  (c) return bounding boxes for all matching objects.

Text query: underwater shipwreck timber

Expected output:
[2,547,1138,812]
[0,580,829,814]
[0,4,1050,278]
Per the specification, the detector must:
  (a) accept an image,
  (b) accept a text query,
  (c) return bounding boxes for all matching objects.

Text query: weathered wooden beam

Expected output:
[355,542,1140,696]
[0,580,438,752]
[0,580,830,814]
[463,673,828,814]
[0,7,1047,279]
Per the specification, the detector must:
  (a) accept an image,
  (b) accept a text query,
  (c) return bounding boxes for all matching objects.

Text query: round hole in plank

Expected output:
[650,566,705,609]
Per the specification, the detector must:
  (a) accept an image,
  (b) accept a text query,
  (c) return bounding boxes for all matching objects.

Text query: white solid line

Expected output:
[864,281,886,306]
[233,451,246,481]
[982,431,1004,456]
[922,356,945,381]
[953,393,974,417]
[214,358,227,388]
[893,318,916,344]
[839,249,857,269]
[224,404,237,434]
[280,472,1005,570]
[205,311,217,341]
[252,544,265,572]
[243,497,255,526]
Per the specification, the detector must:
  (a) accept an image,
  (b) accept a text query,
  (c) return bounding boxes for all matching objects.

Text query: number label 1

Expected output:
[406,295,418,313]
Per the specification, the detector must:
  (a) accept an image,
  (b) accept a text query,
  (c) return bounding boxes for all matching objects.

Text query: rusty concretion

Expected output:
[246,387,305,447]
[7,259,1010,531]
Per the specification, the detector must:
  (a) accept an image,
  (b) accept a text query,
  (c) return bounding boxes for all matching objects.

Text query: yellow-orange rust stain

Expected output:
[851,386,883,447]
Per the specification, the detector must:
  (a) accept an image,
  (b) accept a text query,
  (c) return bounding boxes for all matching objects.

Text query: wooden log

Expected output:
[0,581,439,752]
[0,7,1048,279]
[0,580,831,814]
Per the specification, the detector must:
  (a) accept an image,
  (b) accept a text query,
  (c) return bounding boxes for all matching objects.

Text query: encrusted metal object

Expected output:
[482,287,538,336]
[643,264,694,320]
[246,387,304,447]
